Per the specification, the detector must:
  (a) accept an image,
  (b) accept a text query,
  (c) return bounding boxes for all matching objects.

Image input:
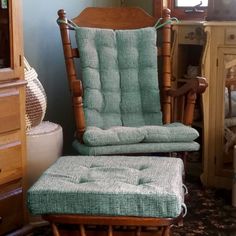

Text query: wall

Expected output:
[23,0,119,154]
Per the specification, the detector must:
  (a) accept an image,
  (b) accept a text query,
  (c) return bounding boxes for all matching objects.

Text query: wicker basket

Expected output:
[24,58,47,131]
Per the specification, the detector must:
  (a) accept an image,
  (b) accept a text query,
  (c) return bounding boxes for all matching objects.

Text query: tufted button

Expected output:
[90,164,103,168]
[139,165,149,171]
[79,178,92,183]
[138,178,152,185]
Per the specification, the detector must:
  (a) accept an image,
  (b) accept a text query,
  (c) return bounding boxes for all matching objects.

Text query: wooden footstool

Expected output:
[27,155,187,236]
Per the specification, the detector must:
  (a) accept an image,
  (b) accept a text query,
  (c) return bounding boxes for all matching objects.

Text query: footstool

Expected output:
[27,155,187,236]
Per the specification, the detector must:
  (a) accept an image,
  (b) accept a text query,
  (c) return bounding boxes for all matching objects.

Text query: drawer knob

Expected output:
[230,34,235,40]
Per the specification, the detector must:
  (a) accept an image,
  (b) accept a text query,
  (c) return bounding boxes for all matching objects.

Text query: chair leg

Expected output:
[51,223,60,236]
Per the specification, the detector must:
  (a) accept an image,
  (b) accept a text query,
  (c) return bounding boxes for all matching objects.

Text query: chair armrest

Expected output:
[167,77,208,126]
[167,77,208,97]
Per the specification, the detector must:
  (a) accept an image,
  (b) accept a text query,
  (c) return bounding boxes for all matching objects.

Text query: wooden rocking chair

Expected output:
[26,7,207,236]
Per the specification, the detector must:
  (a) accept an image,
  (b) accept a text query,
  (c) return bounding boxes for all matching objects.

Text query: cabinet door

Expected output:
[0,0,23,81]
[215,47,236,177]
[0,181,23,235]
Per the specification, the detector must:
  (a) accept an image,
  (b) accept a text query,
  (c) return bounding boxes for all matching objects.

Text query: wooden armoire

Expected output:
[0,0,27,234]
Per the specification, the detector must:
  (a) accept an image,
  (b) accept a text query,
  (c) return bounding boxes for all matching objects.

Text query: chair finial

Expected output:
[163,8,171,18]
[58,9,66,19]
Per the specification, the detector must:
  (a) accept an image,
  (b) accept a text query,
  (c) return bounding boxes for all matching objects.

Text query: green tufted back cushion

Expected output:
[75,27,162,129]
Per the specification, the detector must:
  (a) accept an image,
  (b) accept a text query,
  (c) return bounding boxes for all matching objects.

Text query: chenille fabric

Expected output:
[73,26,199,154]
[28,155,185,218]
[76,27,162,129]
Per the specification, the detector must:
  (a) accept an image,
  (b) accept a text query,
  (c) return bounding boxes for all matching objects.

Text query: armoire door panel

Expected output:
[0,184,23,235]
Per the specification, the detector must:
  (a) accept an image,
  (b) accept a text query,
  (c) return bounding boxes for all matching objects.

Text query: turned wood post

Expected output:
[79,225,86,236]
[161,226,171,236]
[183,91,196,125]
[57,9,85,141]
[162,8,172,124]
[51,223,60,236]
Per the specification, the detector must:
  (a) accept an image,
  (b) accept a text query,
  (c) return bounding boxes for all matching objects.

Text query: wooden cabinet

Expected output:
[171,21,205,85]
[172,21,236,188]
[171,21,206,176]
[172,21,236,189]
[201,22,236,189]
[0,0,27,234]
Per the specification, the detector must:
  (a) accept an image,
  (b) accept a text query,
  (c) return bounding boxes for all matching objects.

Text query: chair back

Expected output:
[57,7,172,139]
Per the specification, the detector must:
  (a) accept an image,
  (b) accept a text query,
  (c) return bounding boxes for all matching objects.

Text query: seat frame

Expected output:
[57,7,208,142]
[43,214,183,236]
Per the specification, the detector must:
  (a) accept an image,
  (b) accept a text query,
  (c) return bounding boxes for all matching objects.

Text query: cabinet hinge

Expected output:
[216,58,218,67]
[19,55,22,67]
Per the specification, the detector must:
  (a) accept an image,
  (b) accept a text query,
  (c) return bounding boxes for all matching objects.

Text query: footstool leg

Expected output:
[80,225,86,236]
[51,223,60,236]
[161,226,170,236]
[136,226,141,236]
[108,225,113,236]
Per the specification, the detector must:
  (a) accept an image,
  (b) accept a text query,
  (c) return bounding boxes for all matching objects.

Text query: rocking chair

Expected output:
[57,7,207,157]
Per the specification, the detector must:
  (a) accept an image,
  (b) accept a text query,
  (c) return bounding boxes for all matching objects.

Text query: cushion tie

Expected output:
[181,203,188,217]
[56,19,77,30]
[154,17,179,30]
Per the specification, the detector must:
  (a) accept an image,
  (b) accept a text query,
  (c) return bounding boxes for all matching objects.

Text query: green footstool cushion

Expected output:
[27,155,186,218]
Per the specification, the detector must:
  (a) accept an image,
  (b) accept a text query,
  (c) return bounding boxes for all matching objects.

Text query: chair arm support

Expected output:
[72,80,86,141]
[166,77,208,126]
[167,77,208,97]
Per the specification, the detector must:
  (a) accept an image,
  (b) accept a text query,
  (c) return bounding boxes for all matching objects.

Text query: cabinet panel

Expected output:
[225,28,236,45]
[215,48,236,177]
[201,22,236,189]
[0,182,23,235]
[0,89,20,133]
[178,25,205,45]
[0,142,22,185]
[171,22,205,125]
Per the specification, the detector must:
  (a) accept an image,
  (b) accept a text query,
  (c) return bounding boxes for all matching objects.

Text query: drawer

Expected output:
[0,130,20,146]
[178,26,205,45]
[0,181,23,235]
[0,89,21,134]
[0,142,22,185]
[225,28,236,45]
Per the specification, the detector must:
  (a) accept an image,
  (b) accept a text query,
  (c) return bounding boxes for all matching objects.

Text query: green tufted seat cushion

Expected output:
[83,123,199,146]
[27,155,186,218]
[73,141,199,155]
